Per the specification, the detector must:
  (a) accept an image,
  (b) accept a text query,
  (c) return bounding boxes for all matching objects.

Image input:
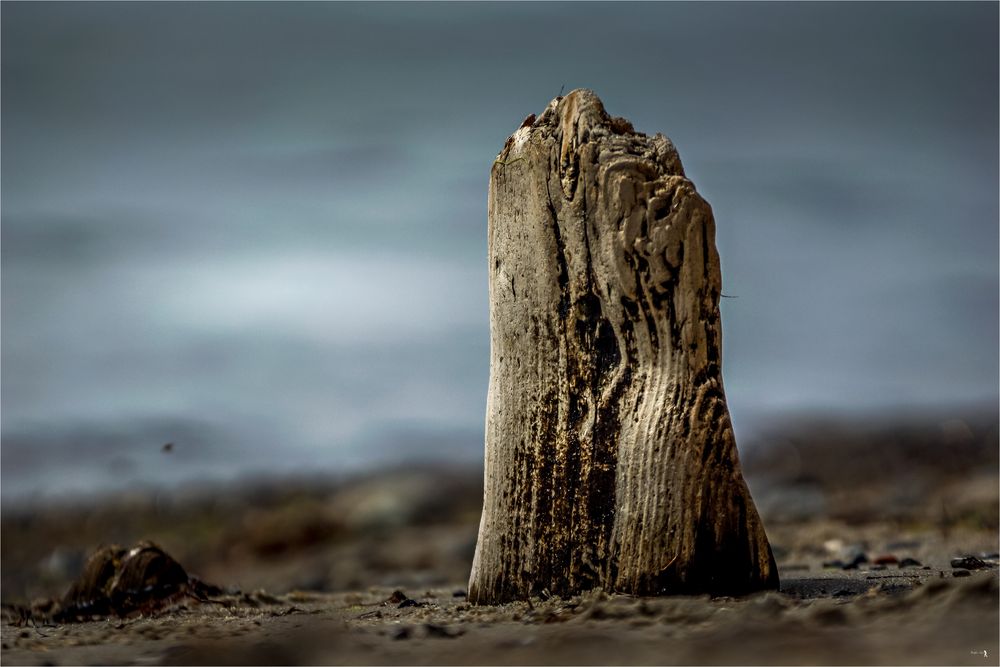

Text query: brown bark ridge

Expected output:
[468,90,778,604]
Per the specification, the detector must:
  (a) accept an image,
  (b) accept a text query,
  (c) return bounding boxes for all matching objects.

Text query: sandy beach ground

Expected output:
[2,412,998,665]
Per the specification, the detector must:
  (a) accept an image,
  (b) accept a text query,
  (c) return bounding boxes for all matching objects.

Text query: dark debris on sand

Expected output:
[3,541,225,624]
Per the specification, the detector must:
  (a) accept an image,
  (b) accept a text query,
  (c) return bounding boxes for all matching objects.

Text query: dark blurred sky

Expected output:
[2,2,997,499]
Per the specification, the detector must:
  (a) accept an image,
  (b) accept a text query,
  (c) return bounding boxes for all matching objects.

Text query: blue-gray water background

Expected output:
[2,2,998,501]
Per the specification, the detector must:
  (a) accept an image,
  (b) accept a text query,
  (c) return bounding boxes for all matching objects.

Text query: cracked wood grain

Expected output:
[469,90,777,604]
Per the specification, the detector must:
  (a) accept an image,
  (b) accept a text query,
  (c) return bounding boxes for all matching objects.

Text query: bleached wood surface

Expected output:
[469,90,777,604]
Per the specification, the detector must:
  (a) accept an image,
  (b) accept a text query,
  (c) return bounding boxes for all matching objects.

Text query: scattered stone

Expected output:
[873,555,898,565]
[398,598,424,609]
[898,557,922,568]
[953,569,971,578]
[822,539,844,555]
[842,545,868,561]
[386,590,409,604]
[950,557,994,570]
[842,554,868,570]
[452,590,467,598]
[386,589,427,609]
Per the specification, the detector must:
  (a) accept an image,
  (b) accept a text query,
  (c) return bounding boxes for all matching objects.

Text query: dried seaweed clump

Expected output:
[23,541,221,622]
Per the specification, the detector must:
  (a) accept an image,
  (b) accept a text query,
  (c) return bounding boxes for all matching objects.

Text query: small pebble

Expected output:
[873,554,898,565]
[398,598,423,609]
[386,590,409,604]
[842,554,868,570]
[843,547,868,563]
[898,557,922,568]
[452,590,467,598]
[950,556,993,570]
[953,569,971,578]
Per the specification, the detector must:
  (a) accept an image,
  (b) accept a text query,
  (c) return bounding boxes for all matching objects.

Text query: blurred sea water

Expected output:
[2,2,997,500]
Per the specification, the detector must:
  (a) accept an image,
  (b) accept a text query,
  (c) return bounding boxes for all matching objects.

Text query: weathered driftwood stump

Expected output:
[469,90,778,604]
